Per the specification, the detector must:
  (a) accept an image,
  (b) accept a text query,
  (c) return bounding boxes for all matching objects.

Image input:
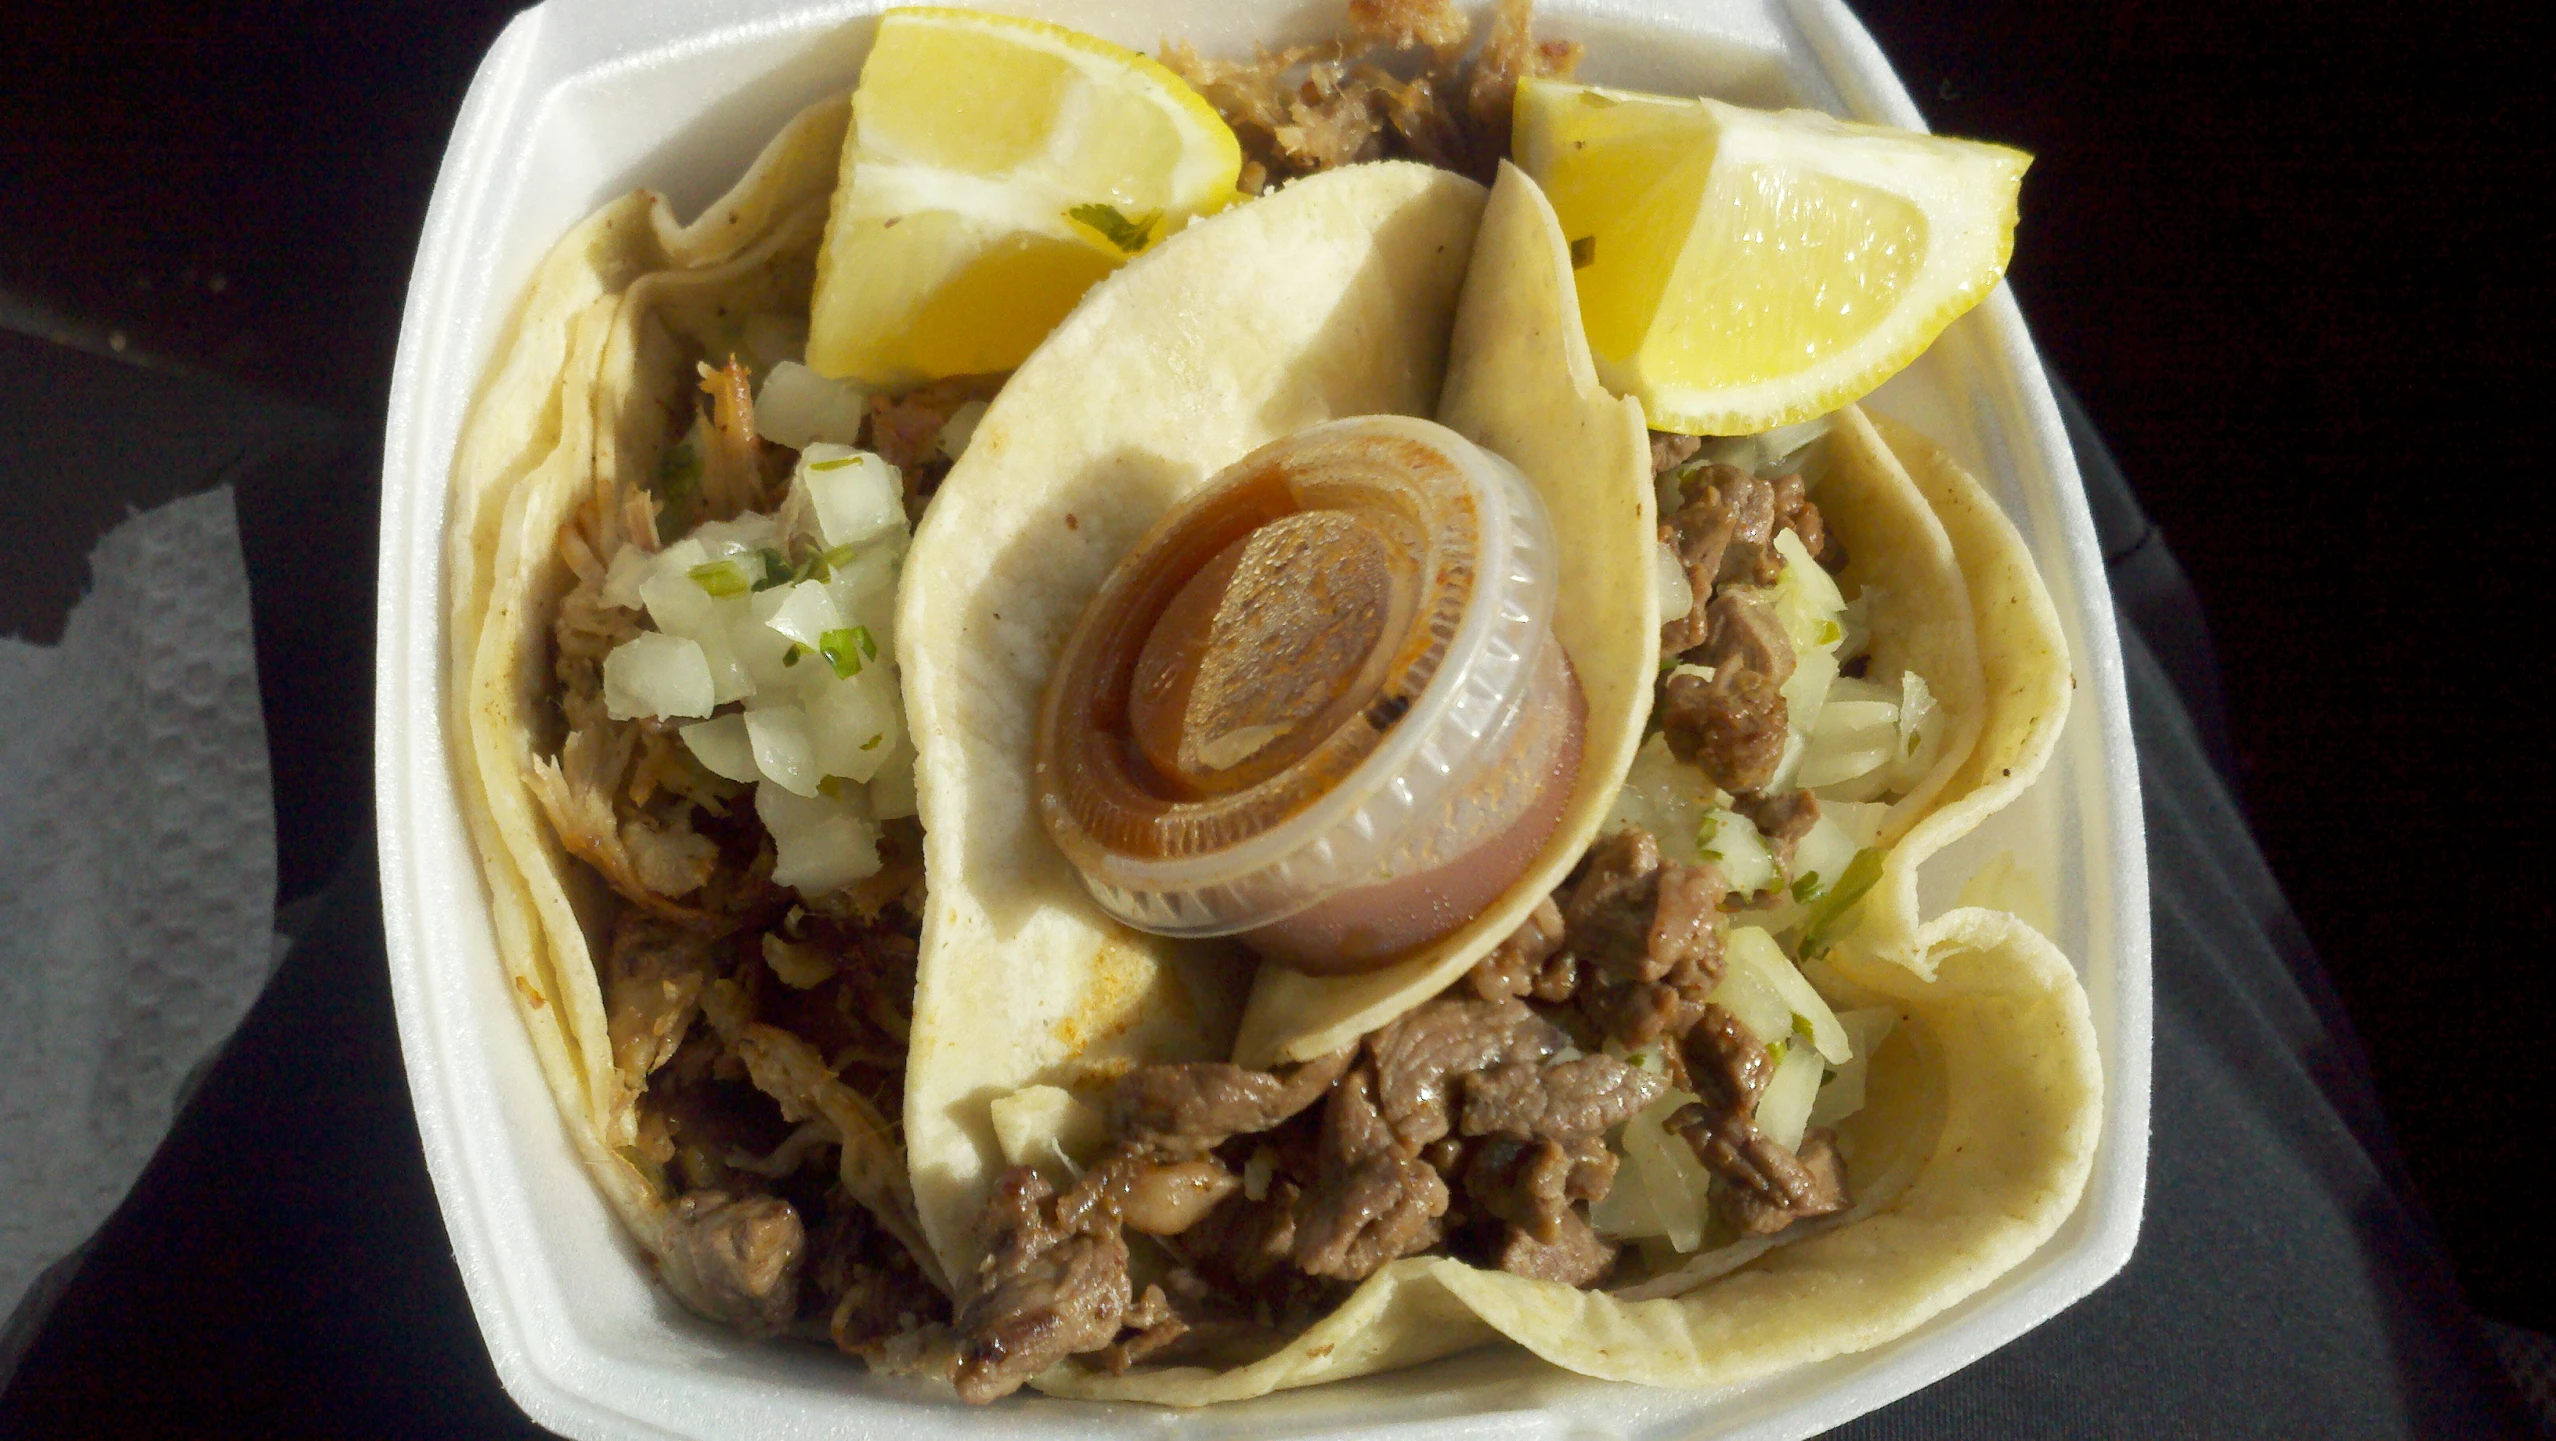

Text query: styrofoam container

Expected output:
[374,1,2152,1435]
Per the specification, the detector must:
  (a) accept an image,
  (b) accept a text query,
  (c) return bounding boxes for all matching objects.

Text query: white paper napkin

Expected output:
[0,485,277,1333]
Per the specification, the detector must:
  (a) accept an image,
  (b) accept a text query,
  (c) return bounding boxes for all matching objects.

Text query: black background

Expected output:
[2,0,2547,1421]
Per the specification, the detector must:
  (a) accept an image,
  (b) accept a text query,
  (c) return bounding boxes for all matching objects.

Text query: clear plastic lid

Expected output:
[1035,415,1579,960]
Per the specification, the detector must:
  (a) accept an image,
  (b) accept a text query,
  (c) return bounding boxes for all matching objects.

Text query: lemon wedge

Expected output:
[808,7,1244,387]
[1513,77,2028,436]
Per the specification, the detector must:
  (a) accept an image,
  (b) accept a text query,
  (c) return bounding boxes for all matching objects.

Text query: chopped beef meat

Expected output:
[665,1190,804,1336]
[1559,830,1731,1050]
[1177,1178,1308,1293]
[1292,1069,1449,1280]
[1559,830,1727,987]
[953,1167,1135,1404]
[1662,465,1776,595]
[1095,1283,1189,1373]
[1702,588,1796,687]
[1650,429,1702,477]
[1660,665,1788,795]
[1664,1105,1851,1236]
[1367,994,1568,1149]
[1461,1135,1616,1242]
[1735,789,1819,872]
[1768,471,1841,573]
[1467,896,1575,1002]
[1458,1056,1666,1144]
[1109,1047,1353,1154]
[604,912,719,1085]
[1493,1206,1618,1286]
[1681,1004,1775,1115]
[1725,1127,1850,1236]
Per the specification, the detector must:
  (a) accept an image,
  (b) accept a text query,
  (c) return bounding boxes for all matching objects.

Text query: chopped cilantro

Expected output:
[860,733,884,751]
[782,643,806,668]
[819,625,878,679]
[1791,870,1826,903]
[1797,847,1888,958]
[818,775,843,799]
[1068,202,1160,254]
[1569,235,1597,269]
[689,559,750,597]
[751,547,793,591]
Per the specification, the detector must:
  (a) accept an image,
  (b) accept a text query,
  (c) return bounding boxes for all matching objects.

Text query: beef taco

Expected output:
[444,0,2095,1412]
[897,162,2094,1403]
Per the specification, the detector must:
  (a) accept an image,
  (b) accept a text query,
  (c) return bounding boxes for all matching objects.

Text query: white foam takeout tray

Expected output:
[375,1,2152,1435]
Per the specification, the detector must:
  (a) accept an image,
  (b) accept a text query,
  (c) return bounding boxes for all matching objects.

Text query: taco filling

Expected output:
[453,0,2092,1413]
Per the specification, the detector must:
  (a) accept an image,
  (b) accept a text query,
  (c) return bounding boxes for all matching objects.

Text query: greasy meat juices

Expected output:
[1036,417,1586,972]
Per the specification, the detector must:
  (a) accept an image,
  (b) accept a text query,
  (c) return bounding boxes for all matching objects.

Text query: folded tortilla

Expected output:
[445,96,903,1320]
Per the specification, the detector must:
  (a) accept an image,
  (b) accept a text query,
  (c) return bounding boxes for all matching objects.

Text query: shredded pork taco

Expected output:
[445,0,2097,1413]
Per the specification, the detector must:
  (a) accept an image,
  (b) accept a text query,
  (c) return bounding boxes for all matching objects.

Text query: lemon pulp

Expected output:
[809,7,1243,387]
[1515,79,2028,435]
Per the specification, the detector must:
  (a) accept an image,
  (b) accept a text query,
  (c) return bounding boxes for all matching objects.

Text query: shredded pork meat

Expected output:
[1163,0,1579,191]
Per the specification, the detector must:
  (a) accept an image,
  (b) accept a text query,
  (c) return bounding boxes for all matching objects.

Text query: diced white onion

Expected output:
[1622,1095,1711,1252]
[639,538,713,632]
[811,668,903,783]
[771,811,881,893]
[1773,528,1844,617]
[678,713,760,782]
[688,514,783,563]
[1605,734,1724,864]
[764,579,845,651]
[1653,540,1694,625]
[1754,1043,1824,1153]
[755,360,868,449]
[1707,928,1796,1048]
[602,632,714,720]
[1797,698,1899,790]
[1696,806,1777,897]
[800,445,904,550]
[1781,639,1838,740]
[937,398,989,461]
[989,1085,1107,1180]
[1892,668,1940,779]
[599,543,652,611]
[744,705,821,797]
[756,781,881,895]
[1787,815,1862,925]
[1720,926,1852,1064]
[731,588,806,695]
[1819,798,1889,850]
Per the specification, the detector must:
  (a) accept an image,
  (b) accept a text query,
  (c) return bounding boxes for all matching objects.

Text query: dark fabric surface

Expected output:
[1826,397,2536,1439]
[0,344,2532,1435]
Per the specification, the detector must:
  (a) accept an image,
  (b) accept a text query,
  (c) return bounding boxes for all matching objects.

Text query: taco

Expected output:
[444,1,2095,1412]
[898,155,2095,1404]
